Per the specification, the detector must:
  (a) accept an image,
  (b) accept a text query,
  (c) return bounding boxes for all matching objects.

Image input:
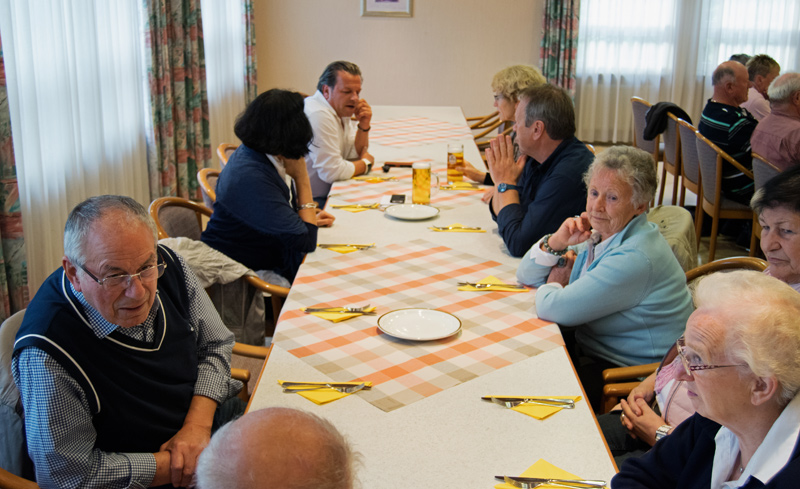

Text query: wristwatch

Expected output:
[497,183,522,193]
[655,424,672,442]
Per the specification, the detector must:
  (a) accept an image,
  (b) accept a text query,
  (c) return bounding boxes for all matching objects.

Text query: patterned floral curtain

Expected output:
[0,35,29,320]
[144,0,211,201]
[540,0,581,97]
[244,0,258,104]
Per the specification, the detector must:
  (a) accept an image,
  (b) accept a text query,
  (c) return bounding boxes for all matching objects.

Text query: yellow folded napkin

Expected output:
[495,459,586,489]
[278,380,374,405]
[320,244,374,254]
[489,395,582,420]
[429,222,486,233]
[441,181,480,190]
[458,276,528,292]
[353,175,393,182]
[301,306,377,323]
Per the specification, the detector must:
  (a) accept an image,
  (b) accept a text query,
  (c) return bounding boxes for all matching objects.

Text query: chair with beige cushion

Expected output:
[751,153,782,250]
[599,256,768,413]
[216,143,238,169]
[658,113,682,205]
[149,197,289,335]
[646,205,698,272]
[631,97,663,170]
[694,131,756,262]
[197,168,220,209]
[0,311,31,483]
[676,119,703,244]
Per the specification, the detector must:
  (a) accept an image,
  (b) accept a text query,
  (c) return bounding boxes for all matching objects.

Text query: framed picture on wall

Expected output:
[361,0,412,17]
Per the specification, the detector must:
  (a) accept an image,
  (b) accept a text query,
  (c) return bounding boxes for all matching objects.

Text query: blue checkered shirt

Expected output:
[12,254,242,488]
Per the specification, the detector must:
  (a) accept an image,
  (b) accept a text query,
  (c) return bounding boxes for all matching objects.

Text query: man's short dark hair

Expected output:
[751,165,800,216]
[233,89,313,159]
[316,61,362,93]
[729,53,751,66]
[746,54,780,81]
[518,84,576,141]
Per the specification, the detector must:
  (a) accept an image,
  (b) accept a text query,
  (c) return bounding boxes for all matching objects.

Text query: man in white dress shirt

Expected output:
[304,61,375,205]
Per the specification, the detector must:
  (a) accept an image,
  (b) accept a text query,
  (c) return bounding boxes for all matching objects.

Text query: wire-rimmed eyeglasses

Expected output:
[79,262,166,290]
[676,335,747,377]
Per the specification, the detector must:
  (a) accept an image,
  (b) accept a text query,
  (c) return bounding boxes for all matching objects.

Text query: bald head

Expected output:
[711,61,750,106]
[196,408,356,489]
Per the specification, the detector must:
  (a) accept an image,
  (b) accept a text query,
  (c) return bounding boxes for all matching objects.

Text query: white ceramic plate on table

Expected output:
[384,204,440,221]
[377,308,461,341]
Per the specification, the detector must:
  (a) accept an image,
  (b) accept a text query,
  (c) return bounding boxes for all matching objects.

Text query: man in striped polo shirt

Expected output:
[698,60,759,205]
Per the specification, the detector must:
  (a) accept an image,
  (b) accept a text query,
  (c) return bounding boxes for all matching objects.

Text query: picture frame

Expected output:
[361,0,412,17]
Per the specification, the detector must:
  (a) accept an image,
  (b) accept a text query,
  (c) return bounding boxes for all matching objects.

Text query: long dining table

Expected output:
[247,106,618,487]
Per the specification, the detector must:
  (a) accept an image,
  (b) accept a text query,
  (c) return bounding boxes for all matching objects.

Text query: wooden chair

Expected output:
[197,168,220,209]
[148,197,290,328]
[0,310,31,485]
[695,131,757,262]
[216,143,238,169]
[0,468,39,489]
[658,113,682,205]
[630,97,663,169]
[599,256,768,413]
[585,143,596,155]
[751,153,782,252]
[752,153,781,191]
[676,119,703,243]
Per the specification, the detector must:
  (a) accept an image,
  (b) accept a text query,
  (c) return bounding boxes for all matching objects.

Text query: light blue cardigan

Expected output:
[517,213,693,367]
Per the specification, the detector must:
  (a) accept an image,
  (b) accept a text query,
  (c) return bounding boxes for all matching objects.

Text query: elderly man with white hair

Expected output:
[751,73,800,171]
[195,407,358,489]
[612,270,800,488]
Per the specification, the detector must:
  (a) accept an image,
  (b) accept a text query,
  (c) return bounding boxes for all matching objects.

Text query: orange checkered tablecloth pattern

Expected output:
[369,117,473,147]
[327,168,486,209]
[273,239,563,412]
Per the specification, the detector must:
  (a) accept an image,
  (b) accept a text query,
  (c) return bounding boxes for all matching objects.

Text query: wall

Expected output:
[255,0,543,118]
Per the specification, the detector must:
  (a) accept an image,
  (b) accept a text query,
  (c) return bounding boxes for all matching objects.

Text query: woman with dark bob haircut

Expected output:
[202,89,335,285]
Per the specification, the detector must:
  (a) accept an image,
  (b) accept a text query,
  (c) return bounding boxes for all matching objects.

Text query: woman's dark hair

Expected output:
[751,165,800,216]
[234,89,313,159]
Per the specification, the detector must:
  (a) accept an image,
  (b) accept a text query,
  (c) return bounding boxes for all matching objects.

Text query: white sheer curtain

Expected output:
[575,0,800,143]
[0,1,150,295]
[201,0,248,166]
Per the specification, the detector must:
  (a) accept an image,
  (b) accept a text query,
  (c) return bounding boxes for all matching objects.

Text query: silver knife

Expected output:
[495,475,606,487]
[481,396,576,406]
[281,381,372,390]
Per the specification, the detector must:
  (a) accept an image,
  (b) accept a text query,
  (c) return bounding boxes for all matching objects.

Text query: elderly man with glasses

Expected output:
[613,270,800,488]
[12,195,243,488]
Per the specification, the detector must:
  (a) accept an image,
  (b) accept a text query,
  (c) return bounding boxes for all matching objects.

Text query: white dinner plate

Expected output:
[377,308,461,341]
[384,204,440,221]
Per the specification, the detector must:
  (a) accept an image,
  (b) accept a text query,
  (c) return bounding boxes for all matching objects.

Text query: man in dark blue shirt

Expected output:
[698,60,758,205]
[486,84,594,257]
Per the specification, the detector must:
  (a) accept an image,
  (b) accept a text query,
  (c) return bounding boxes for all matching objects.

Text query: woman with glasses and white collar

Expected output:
[601,165,800,464]
[516,146,693,411]
[613,270,800,488]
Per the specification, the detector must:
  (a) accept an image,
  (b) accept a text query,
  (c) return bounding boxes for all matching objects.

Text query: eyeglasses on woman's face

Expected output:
[676,335,747,377]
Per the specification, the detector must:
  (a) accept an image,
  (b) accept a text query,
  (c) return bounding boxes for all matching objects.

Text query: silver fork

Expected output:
[490,397,575,409]
[304,304,372,313]
[502,476,602,489]
[457,282,526,290]
[283,383,367,394]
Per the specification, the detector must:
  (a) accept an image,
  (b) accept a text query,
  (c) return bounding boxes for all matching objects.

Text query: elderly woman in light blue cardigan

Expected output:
[517,146,693,410]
